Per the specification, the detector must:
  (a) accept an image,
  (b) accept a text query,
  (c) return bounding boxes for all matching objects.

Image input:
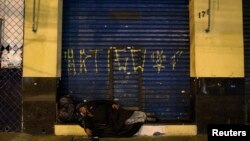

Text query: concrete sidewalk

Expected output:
[0,132,207,141]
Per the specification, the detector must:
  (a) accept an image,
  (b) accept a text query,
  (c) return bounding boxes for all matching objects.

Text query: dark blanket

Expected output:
[77,100,143,137]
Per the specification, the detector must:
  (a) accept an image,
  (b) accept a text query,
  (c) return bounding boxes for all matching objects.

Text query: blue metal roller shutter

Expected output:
[61,0,191,121]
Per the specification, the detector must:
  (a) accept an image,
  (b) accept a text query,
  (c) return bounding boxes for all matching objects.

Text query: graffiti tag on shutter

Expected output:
[65,47,183,75]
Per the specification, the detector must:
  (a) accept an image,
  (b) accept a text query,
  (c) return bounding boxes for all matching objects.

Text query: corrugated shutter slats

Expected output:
[61,0,190,121]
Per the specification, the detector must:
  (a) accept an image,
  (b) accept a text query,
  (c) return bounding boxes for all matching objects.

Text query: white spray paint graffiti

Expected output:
[114,48,129,72]
[66,49,76,75]
[64,47,183,75]
[151,50,166,73]
[170,50,183,70]
[130,48,146,72]
[79,49,98,73]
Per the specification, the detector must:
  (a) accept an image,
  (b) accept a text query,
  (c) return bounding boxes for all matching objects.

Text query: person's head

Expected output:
[79,106,87,114]
[76,103,87,114]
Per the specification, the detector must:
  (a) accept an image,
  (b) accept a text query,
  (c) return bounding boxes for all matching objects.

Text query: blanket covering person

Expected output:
[76,100,146,138]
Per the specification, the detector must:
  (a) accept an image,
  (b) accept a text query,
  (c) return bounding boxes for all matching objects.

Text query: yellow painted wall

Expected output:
[54,124,197,136]
[190,0,244,77]
[23,0,61,77]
